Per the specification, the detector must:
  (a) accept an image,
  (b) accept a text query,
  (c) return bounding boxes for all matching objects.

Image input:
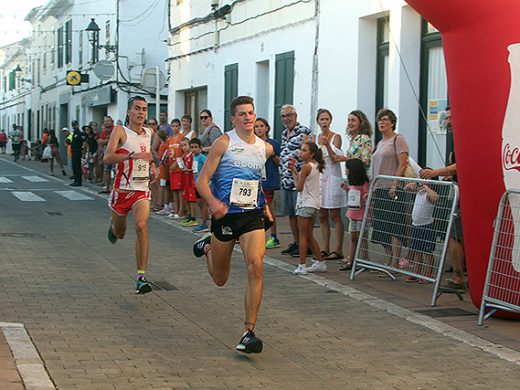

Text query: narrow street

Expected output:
[0,156,518,389]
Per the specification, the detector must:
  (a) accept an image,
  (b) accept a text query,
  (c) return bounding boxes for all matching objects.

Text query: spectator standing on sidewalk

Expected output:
[292,141,327,274]
[420,106,466,290]
[333,110,373,174]
[98,116,115,193]
[189,138,209,233]
[312,108,347,261]
[198,109,222,154]
[48,130,67,176]
[148,118,162,212]
[104,96,158,294]
[181,114,197,140]
[0,129,7,153]
[279,104,312,256]
[69,120,85,187]
[9,125,22,162]
[340,158,370,271]
[370,109,411,269]
[254,117,281,249]
[159,112,173,137]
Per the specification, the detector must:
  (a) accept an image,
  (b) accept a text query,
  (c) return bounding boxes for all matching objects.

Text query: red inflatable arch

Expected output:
[405,0,520,311]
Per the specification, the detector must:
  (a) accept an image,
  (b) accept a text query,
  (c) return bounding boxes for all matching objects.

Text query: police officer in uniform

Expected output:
[70,120,86,186]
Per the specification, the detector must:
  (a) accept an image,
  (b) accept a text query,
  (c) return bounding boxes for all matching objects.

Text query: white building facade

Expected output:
[167,0,449,168]
[0,0,169,149]
[0,39,32,145]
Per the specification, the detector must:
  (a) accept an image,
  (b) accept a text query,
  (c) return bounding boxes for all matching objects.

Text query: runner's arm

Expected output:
[196,135,229,219]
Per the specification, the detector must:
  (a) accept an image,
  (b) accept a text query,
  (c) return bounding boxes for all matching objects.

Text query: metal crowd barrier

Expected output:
[350,175,459,306]
[478,189,520,325]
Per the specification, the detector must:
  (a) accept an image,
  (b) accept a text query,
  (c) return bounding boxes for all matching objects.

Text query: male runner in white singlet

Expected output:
[104,96,158,294]
[193,96,274,353]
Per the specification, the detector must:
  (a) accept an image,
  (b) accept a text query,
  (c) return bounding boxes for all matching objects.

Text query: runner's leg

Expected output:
[111,211,128,239]
[238,229,265,330]
[132,199,151,272]
[205,235,234,286]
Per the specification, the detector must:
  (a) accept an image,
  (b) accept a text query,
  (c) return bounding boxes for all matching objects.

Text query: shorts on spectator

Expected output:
[296,206,318,219]
[211,209,265,242]
[280,189,298,217]
[109,190,151,216]
[264,189,275,204]
[183,186,197,202]
[349,219,363,232]
[170,172,183,190]
[450,206,463,242]
[411,222,437,253]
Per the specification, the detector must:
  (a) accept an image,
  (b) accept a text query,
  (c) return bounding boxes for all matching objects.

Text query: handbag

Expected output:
[394,134,420,178]
[42,145,52,159]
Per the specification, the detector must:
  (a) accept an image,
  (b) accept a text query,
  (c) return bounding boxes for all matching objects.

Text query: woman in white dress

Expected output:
[312,109,347,260]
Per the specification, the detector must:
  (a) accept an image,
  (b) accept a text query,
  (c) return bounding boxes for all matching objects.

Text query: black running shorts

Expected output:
[211,209,265,242]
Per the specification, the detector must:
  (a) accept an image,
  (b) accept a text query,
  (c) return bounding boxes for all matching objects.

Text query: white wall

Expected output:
[168,0,316,131]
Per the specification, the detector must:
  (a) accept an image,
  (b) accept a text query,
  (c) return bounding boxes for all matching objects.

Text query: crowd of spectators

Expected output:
[3,104,464,290]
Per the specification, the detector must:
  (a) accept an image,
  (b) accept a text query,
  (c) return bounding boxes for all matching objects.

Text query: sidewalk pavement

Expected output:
[0,330,24,390]
[2,157,519,388]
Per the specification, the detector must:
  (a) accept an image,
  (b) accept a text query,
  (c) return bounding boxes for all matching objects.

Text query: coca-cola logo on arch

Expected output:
[502,143,520,172]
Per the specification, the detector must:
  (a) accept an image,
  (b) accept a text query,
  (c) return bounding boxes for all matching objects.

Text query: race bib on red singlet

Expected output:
[132,159,149,181]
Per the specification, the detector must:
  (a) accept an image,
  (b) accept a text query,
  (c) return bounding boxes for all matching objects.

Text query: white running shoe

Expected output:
[293,264,308,275]
[168,213,182,219]
[307,261,327,273]
[156,207,171,215]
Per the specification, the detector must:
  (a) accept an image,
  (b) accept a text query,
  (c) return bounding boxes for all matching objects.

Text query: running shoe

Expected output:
[192,224,210,233]
[293,264,308,275]
[265,236,280,249]
[180,217,193,225]
[107,226,118,244]
[135,277,152,294]
[182,218,199,227]
[156,207,171,215]
[307,261,327,273]
[281,242,298,255]
[193,233,211,257]
[235,330,263,354]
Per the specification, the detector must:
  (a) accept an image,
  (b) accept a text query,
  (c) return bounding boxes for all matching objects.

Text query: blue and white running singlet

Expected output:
[211,130,266,213]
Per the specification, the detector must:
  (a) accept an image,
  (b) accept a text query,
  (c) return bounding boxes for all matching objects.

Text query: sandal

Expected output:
[324,251,344,261]
[320,250,330,257]
[339,263,352,271]
[445,280,467,291]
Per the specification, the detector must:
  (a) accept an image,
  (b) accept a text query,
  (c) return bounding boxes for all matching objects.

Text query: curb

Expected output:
[1,323,55,390]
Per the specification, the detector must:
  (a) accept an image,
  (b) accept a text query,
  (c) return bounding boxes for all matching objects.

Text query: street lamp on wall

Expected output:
[14,64,31,88]
[85,18,100,63]
[85,18,118,64]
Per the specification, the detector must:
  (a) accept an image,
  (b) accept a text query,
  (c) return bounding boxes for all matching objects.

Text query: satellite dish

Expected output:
[93,60,114,81]
[141,67,166,93]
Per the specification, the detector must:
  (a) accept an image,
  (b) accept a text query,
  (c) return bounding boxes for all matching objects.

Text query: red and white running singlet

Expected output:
[113,126,152,191]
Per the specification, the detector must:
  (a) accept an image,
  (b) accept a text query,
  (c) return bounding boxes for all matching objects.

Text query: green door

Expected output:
[224,63,238,132]
[273,51,294,140]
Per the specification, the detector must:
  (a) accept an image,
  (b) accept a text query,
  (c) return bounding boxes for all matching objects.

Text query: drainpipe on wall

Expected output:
[309,0,320,134]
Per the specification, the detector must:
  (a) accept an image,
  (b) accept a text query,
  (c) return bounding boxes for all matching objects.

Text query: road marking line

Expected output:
[1,323,55,390]
[54,190,94,201]
[0,177,13,183]
[21,176,48,183]
[11,192,46,202]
